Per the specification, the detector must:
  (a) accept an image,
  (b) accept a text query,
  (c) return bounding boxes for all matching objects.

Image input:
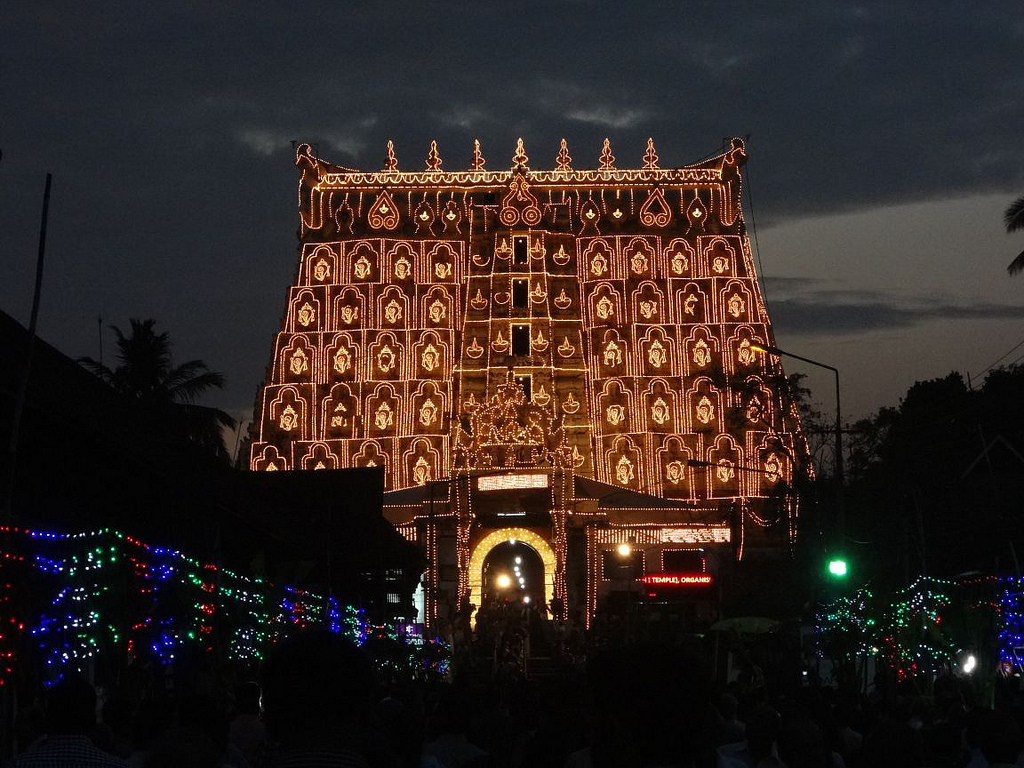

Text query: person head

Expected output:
[261,630,374,749]
[45,674,97,735]
[234,681,261,716]
[586,642,713,767]
[978,708,1022,766]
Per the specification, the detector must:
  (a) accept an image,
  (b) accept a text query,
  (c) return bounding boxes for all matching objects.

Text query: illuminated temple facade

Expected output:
[250,137,804,626]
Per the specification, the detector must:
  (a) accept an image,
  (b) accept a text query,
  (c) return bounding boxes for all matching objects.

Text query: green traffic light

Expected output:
[828,558,848,578]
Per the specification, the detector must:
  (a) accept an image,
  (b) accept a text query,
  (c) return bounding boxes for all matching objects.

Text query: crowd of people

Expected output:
[6,627,1024,767]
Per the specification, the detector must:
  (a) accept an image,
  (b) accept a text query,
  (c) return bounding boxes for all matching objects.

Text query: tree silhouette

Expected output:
[80,318,235,459]
[1005,195,1024,274]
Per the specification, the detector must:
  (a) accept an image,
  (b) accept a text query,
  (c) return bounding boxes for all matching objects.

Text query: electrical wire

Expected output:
[973,335,1024,380]
[743,135,771,317]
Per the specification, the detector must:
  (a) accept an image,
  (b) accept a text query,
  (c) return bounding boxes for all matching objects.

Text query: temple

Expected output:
[249,136,805,628]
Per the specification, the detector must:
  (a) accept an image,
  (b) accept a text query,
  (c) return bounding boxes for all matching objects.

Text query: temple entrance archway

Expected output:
[482,541,545,606]
[468,528,556,613]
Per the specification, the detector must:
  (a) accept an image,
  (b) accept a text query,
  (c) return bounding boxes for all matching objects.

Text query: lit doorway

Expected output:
[482,540,545,607]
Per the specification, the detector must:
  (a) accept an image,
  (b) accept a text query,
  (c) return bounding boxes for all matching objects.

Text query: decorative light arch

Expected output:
[467,527,556,614]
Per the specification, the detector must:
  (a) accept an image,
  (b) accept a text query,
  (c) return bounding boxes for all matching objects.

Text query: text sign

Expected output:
[639,573,713,587]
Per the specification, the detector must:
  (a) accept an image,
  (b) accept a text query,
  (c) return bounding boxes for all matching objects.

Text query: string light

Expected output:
[0,525,446,686]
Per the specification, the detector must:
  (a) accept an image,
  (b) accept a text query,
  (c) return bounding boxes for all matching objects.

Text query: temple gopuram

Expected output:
[250,137,806,628]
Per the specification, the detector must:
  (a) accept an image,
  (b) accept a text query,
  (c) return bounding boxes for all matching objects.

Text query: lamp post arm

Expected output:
[759,344,844,542]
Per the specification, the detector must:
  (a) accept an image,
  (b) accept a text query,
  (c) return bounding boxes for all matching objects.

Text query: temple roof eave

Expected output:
[295,137,746,191]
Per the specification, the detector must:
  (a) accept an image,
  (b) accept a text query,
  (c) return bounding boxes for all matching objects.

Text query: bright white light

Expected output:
[523,596,531,604]
[617,542,632,557]
[496,573,512,589]
[515,557,522,564]
[963,654,977,675]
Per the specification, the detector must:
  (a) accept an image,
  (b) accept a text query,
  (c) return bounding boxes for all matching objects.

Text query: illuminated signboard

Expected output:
[478,473,549,492]
[639,573,713,587]
[661,527,731,544]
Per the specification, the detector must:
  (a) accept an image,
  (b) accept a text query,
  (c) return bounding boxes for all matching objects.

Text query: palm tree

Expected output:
[80,319,236,459]
[1005,195,1024,275]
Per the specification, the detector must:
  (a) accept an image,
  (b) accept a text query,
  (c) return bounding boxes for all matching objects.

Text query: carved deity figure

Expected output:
[764,453,783,483]
[640,300,658,320]
[606,404,625,426]
[603,340,622,367]
[692,340,711,367]
[615,455,635,485]
[384,300,403,324]
[297,302,316,327]
[313,259,331,281]
[651,397,670,425]
[746,396,763,422]
[696,395,715,425]
[413,457,431,485]
[596,295,614,320]
[377,345,396,373]
[670,250,688,274]
[333,346,352,374]
[665,460,685,485]
[340,305,358,325]
[375,402,394,430]
[716,460,735,484]
[394,257,411,280]
[683,293,699,316]
[279,405,298,432]
[590,252,608,277]
[421,344,440,372]
[354,254,372,279]
[428,299,446,323]
[630,251,648,274]
[330,401,348,428]
[712,255,729,274]
[738,339,756,366]
[289,349,309,375]
[648,340,667,368]
[419,398,438,426]
[728,294,745,318]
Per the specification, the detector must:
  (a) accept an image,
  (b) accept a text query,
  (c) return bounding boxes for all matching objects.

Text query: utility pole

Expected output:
[4,173,52,522]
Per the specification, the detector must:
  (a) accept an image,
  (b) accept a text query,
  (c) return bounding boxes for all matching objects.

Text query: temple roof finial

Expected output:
[384,140,398,171]
[426,140,442,171]
[556,138,572,171]
[643,137,659,170]
[513,137,529,170]
[471,139,486,170]
[599,138,615,171]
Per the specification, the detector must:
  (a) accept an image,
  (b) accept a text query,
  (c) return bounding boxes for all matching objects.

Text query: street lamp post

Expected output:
[751,344,844,537]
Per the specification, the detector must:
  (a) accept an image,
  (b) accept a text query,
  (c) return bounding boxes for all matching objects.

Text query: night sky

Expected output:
[3,2,1022,447]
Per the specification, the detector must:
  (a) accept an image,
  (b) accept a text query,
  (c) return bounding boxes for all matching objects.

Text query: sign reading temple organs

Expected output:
[640,573,714,587]
[249,136,806,627]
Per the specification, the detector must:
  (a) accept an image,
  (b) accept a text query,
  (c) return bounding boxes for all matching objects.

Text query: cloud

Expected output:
[565,107,648,130]
[236,128,292,156]
[766,286,1024,336]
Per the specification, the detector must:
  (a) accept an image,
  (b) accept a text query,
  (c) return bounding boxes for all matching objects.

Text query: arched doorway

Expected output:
[467,528,556,615]
[482,541,545,606]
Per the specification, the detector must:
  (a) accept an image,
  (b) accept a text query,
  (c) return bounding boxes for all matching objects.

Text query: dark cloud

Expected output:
[765,280,1024,336]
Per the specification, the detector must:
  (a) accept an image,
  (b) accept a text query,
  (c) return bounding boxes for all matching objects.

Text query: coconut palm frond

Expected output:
[1005,195,1024,234]
[1008,248,1024,276]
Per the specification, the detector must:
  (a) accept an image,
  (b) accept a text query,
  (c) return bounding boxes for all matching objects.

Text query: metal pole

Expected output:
[4,173,52,521]
[752,345,844,538]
